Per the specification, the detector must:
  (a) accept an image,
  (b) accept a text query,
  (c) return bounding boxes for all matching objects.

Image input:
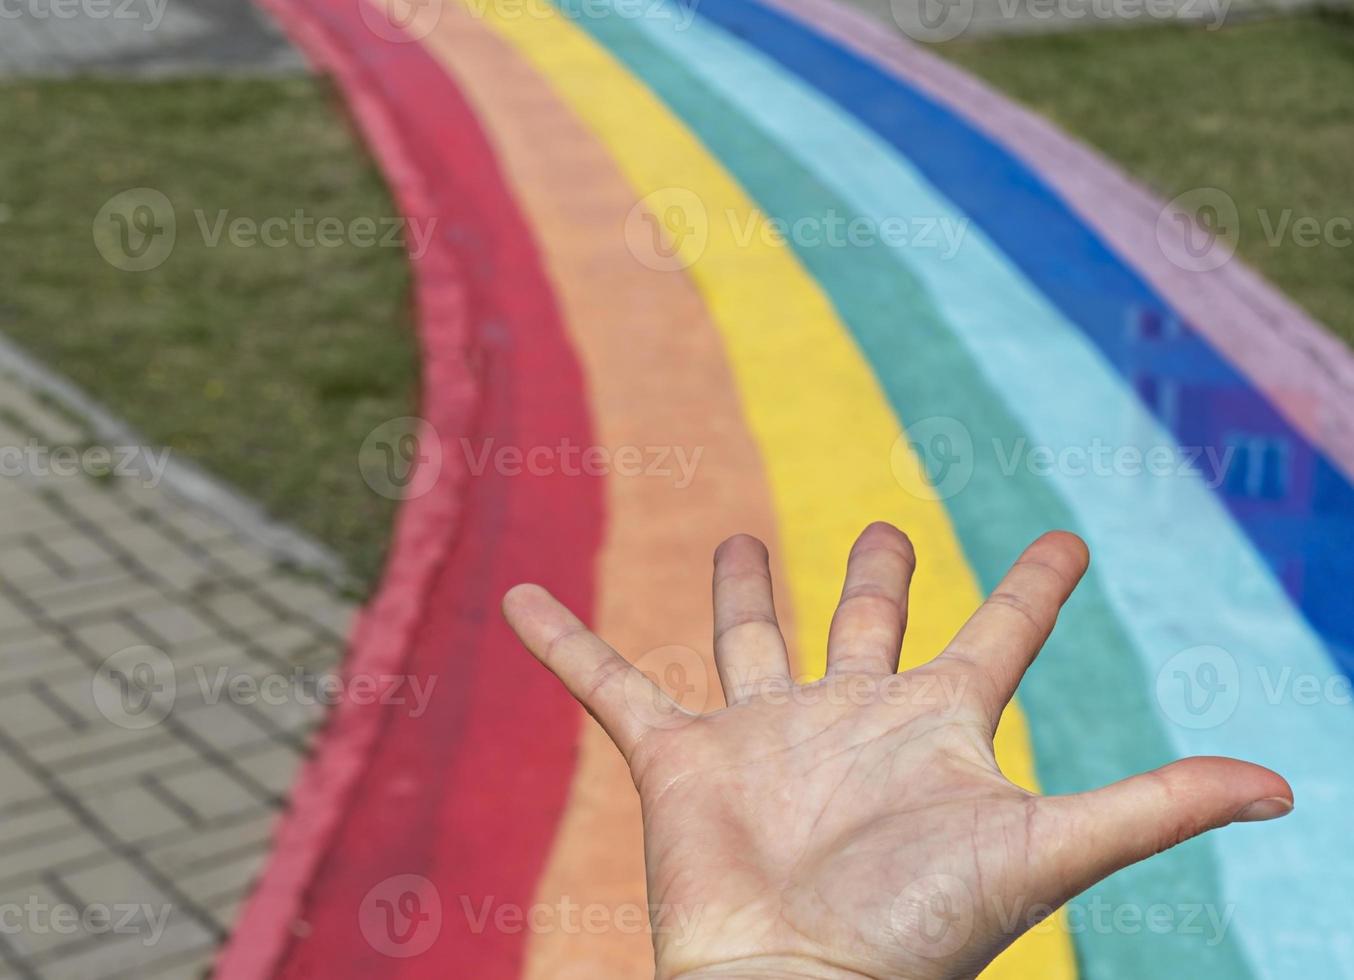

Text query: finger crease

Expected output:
[983,591,1045,631]
[849,543,917,568]
[714,614,781,644]
[838,588,905,615]
[579,656,630,702]
[1013,556,1074,588]
[542,624,591,664]
[712,567,774,589]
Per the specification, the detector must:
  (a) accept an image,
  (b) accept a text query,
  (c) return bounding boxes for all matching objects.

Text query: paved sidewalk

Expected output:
[0,368,353,979]
[0,0,306,78]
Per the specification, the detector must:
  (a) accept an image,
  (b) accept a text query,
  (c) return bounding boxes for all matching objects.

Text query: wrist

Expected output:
[663,956,878,980]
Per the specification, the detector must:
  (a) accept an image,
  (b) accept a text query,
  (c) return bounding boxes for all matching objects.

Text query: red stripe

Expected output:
[215,2,601,977]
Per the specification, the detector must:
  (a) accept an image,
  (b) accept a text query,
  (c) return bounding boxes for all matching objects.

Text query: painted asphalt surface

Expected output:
[183,1,1354,979]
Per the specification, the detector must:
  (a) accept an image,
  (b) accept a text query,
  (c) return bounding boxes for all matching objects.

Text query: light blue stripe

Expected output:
[622,5,1354,975]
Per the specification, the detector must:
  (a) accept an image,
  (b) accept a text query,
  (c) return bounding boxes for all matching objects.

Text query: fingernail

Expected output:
[1233,797,1294,823]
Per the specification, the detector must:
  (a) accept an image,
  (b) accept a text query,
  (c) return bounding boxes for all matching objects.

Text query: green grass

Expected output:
[935,10,1354,345]
[0,77,418,590]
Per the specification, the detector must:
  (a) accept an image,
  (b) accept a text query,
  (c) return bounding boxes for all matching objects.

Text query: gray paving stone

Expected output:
[0,689,80,741]
[66,619,146,662]
[25,673,110,732]
[155,767,261,825]
[170,640,273,680]
[0,639,85,694]
[205,890,246,935]
[191,589,279,634]
[141,810,275,880]
[0,802,80,847]
[57,858,171,909]
[32,911,212,980]
[173,844,269,911]
[0,543,65,587]
[249,619,333,667]
[0,593,38,635]
[0,754,46,813]
[27,724,175,771]
[175,663,326,738]
[41,536,115,574]
[31,577,164,622]
[42,487,139,526]
[0,399,84,446]
[170,648,325,736]
[200,541,274,579]
[152,507,234,546]
[116,552,223,598]
[112,943,217,980]
[125,606,218,648]
[19,565,137,609]
[0,880,77,959]
[51,740,200,795]
[0,824,105,886]
[64,783,185,844]
[256,574,354,637]
[164,699,273,753]
[92,521,184,560]
[229,741,309,798]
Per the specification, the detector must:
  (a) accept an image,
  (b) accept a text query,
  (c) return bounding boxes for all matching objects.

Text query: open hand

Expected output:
[503,523,1292,980]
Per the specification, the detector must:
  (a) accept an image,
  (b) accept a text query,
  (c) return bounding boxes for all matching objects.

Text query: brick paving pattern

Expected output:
[0,370,353,979]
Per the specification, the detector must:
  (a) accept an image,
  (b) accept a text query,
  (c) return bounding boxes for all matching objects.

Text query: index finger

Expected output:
[503,583,681,758]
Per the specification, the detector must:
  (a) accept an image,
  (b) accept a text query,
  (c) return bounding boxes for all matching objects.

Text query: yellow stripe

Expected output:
[417,0,1075,973]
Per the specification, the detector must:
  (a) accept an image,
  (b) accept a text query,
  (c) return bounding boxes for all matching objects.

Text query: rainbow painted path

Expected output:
[217,0,1354,976]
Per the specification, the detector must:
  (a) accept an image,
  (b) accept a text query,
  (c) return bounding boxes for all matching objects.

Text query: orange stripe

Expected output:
[415,4,797,975]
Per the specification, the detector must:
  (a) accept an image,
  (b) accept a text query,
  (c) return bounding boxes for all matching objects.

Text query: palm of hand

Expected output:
[505,524,1291,980]
[636,667,1037,980]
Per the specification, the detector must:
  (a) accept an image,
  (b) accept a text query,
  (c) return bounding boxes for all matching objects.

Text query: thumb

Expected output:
[1044,756,1292,893]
